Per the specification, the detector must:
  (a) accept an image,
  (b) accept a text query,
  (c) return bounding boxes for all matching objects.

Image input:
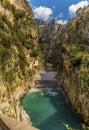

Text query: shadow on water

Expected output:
[21,79,82,130]
[36,81,82,130]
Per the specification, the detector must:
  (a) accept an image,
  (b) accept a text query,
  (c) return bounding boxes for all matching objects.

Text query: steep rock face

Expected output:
[60,44,89,124]
[54,6,89,124]
[0,0,38,120]
[37,19,62,64]
[40,19,59,44]
[35,18,47,27]
[35,19,47,40]
[58,7,89,45]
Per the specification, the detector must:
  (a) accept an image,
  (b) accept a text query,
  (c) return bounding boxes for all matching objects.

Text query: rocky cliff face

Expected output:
[37,19,62,64]
[35,19,47,27]
[35,19,47,41]
[54,7,89,124]
[40,19,59,44]
[57,7,89,45]
[0,0,38,122]
[60,44,89,124]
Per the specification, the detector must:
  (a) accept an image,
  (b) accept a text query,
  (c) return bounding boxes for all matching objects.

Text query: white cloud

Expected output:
[56,13,63,19]
[28,0,31,3]
[69,0,89,15]
[57,20,68,25]
[58,13,63,18]
[33,6,53,21]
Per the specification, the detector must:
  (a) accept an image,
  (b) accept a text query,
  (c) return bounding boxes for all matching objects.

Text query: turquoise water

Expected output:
[21,87,82,130]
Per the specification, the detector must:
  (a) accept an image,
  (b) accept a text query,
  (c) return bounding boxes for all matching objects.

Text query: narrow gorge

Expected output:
[0,0,89,130]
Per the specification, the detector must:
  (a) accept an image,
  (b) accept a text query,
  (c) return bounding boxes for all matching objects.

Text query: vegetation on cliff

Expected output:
[52,7,89,126]
[61,44,89,124]
[0,0,40,119]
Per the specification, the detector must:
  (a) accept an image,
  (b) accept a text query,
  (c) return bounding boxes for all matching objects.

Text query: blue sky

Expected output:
[28,0,89,24]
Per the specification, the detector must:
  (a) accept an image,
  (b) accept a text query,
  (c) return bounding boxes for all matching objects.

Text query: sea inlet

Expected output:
[21,70,82,130]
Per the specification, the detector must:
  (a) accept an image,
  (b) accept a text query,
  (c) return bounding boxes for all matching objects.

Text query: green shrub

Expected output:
[17,31,26,45]
[11,4,16,15]
[23,0,31,8]
[5,71,15,84]
[1,0,12,11]
[0,20,6,30]
[69,44,80,53]
[64,123,89,130]
[80,72,89,88]
[29,69,35,78]
[14,21,21,31]
[12,34,20,46]
[71,56,81,67]
[1,15,12,28]
[0,49,12,64]
[38,27,44,39]
[18,48,27,76]
[15,10,25,20]
[81,124,89,130]
[0,34,12,48]
[30,49,38,58]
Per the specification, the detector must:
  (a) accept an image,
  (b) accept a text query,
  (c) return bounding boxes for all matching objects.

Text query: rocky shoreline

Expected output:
[0,78,39,130]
